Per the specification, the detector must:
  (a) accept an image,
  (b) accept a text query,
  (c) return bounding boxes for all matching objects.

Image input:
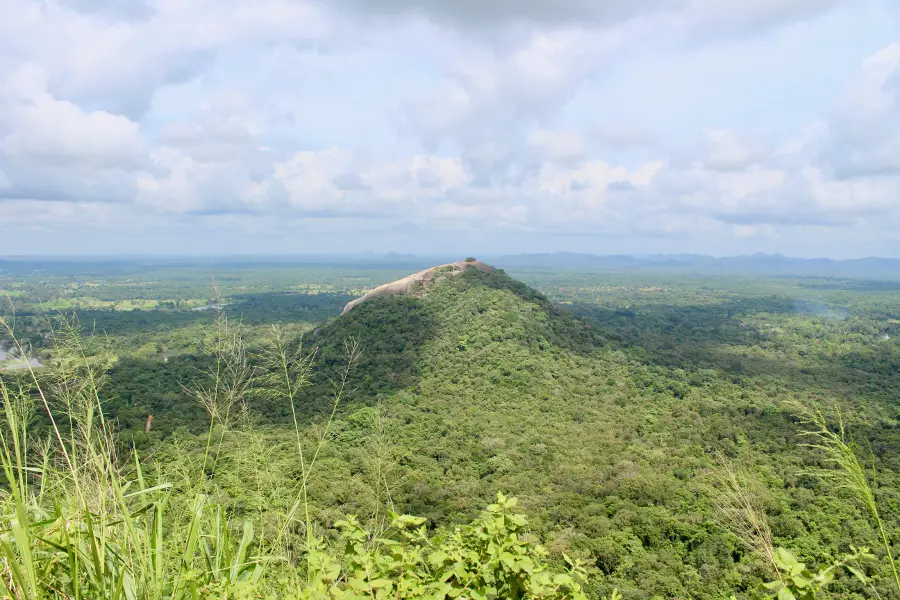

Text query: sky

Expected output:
[0,0,899,258]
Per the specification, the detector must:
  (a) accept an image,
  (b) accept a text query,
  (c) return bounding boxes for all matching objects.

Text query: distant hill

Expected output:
[5,252,900,279]
[492,251,900,279]
[301,262,603,413]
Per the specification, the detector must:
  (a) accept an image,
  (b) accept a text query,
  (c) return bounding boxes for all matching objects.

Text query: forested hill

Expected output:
[266,263,900,599]
[297,263,604,414]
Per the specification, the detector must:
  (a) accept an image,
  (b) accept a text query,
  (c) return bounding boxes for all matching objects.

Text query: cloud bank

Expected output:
[0,0,898,256]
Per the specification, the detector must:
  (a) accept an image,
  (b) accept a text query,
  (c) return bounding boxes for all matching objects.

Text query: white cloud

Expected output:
[820,43,900,178]
[0,0,334,118]
[402,26,635,152]
[528,130,587,163]
[2,94,143,168]
[0,72,144,203]
[692,129,771,171]
[0,0,899,257]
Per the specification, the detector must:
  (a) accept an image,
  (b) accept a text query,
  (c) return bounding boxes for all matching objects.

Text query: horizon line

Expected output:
[1,251,899,262]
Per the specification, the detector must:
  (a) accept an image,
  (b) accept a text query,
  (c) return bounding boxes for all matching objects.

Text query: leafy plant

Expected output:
[303,492,589,600]
[760,547,872,600]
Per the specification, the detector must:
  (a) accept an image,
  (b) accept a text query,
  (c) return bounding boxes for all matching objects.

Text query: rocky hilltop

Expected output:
[341,259,496,314]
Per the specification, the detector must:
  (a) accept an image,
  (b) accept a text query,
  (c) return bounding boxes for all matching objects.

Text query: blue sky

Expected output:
[0,0,899,257]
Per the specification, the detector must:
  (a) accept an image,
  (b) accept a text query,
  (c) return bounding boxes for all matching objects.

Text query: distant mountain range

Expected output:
[489,252,900,279]
[3,252,900,279]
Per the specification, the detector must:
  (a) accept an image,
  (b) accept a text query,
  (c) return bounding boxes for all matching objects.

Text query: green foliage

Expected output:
[304,493,588,600]
[760,547,872,600]
[5,261,900,598]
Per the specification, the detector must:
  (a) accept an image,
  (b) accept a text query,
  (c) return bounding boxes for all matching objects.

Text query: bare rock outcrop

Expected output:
[341,260,496,315]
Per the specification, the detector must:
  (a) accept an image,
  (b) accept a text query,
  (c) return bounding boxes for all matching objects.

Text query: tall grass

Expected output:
[712,455,779,578]
[0,308,352,598]
[254,325,361,579]
[0,312,272,598]
[797,404,900,597]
